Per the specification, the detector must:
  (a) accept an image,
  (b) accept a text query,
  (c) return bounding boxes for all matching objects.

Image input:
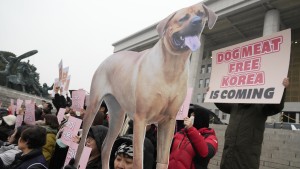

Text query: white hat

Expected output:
[2,115,17,126]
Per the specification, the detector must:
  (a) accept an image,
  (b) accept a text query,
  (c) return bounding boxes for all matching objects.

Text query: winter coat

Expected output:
[215,91,285,169]
[7,149,47,169]
[168,127,218,169]
[109,134,155,169]
[42,126,57,162]
[0,143,21,167]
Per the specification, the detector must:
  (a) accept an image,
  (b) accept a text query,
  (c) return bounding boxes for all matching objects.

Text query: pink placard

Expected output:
[16,99,23,115]
[64,142,78,167]
[78,146,92,169]
[25,100,32,105]
[61,67,69,85]
[24,103,35,125]
[176,88,193,120]
[71,89,86,112]
[62,75,71,96]
[15,115,24,128]
[59,60,63,81]
[57,108,66,124]
[61,116,82,146]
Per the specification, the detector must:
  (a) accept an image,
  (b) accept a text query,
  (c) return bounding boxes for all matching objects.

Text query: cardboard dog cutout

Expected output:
[75,3,217,169]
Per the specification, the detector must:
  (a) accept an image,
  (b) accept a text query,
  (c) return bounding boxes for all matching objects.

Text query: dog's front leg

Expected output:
[133,115,147,169]
[156,118,176,169]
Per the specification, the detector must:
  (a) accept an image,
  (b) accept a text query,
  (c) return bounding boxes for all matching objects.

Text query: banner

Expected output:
[62,75,71,96]
[176,87,193,120]
[61,116,82,146]
[205,29,291,104]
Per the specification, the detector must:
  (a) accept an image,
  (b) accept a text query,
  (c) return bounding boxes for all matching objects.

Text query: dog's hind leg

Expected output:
[156,119,176,169]
[101,94,125,169]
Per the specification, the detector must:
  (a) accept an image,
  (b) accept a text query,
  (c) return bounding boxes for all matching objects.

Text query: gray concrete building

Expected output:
[112,0,300,125]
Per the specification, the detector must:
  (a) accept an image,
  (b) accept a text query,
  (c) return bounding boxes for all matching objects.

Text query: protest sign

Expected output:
[176,87,193,120]
[59,60,63,81]
[64,142,78,167]
[71,89,86,112]
[24,103,35,125]
[64,142,92,168]
[57,108,66,124]
[15,115,23,128]
[205,29,291,103]
[61,116,82,146]
[61,67,69,85]
[16,99,23,115]
[62,75,71,96]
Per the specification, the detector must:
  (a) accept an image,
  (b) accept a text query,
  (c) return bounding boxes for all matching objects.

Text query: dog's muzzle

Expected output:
[172,16,203,52]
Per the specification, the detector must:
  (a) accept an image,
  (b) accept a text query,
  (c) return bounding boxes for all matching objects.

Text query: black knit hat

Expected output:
[188,104,210,129]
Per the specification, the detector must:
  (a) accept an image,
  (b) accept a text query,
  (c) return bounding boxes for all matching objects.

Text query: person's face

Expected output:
[85,136,99,155]
[8,129,16,144]
[18,137,27,151]
[114,154,133,169]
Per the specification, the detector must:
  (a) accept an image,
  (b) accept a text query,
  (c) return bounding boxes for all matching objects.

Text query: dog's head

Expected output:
[157,3,217,52]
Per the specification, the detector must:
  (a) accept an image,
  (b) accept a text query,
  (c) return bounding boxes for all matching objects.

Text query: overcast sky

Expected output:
[0,0,202,93]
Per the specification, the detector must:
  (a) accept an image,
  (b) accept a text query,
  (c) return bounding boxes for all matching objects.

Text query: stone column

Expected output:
[263,9,280,36]
[189,35,205,103]
[263,9,281,123]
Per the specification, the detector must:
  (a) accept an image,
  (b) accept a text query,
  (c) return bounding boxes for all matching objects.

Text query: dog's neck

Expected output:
[158,39,190,83]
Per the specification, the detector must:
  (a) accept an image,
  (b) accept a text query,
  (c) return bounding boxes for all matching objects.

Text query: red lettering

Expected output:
[254,72,264,84]
[261,40,271,54]
[224,51,231,62]
[232,48,240,59]
[237,75,246,86]
[271,37,282,51]
[244,60,251,71]
[221,76,229,87]
[236,62,243,72]
[253,43,261,55]
[241,45,252,58]
[229,76,238,86]
[217,52,224,63]
[229,63,235,73]
[247,74,255,85]
[251,58,260,70]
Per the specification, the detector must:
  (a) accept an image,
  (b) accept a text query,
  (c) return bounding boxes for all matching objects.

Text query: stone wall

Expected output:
[0,86,52,108]
[208,124,300,169]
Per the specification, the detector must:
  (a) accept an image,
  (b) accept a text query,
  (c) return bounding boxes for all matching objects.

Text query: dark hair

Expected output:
[20,126,46,149]
[44,114,59,129]
[188,104,210,129]
[43,102,53,114]
[12,125,30,145]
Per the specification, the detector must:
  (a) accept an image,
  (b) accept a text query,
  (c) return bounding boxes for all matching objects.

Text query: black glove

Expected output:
[64,158,76,169]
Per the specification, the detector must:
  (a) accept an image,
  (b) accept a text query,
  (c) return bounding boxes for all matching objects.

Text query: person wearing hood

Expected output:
[0,115,16,142]
[64,125,108,169]
[40,114,59,164]
[109,134,155,169]
[168,105,218,169]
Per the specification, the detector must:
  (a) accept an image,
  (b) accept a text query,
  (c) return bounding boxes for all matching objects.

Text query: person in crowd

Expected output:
[65,125,108,169]
[35,106,43,121]
[39,114,59,164]
[0,114,16,141]
[0,125,29,168]
[168,104,218,169]
[42,102,53,117]
[6,125,47,169]
[52,86,67,115]
[214,77,289,169]
[109,134,155,169]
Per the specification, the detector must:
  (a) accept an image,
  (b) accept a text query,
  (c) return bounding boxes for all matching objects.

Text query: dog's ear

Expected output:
[156,12,176,38]
[202,4,218,29]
